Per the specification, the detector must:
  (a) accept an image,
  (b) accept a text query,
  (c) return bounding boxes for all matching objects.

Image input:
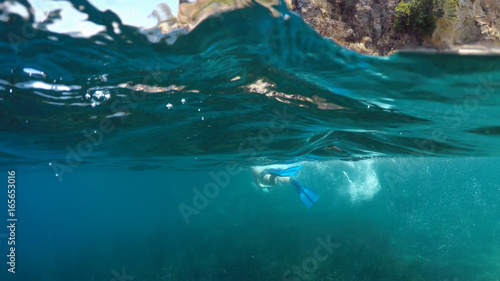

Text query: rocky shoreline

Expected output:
[286,0,500,56]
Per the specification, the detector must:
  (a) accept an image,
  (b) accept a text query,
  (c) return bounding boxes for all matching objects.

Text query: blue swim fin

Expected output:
[291,178,319,209]
[268,165,303,177]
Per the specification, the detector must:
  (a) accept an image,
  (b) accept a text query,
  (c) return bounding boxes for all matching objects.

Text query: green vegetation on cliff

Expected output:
[394,0,440,40]
[394,0,460,42]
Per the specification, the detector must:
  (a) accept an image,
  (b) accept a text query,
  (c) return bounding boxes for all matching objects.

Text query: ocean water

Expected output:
[1,0,500,280]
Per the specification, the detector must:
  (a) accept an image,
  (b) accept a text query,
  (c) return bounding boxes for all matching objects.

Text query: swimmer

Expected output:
[252,165,319,209]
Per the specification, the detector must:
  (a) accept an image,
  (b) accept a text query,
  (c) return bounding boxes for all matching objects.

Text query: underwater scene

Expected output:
[1,0,500,280]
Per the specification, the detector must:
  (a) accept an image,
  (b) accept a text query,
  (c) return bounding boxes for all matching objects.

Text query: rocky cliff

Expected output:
[287,0,500,55]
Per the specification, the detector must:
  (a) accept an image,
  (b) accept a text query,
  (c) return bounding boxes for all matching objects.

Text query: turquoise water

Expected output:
[1,0,500,280]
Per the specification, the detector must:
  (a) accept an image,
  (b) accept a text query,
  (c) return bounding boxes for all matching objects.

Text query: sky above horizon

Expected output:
[7,0,181,37]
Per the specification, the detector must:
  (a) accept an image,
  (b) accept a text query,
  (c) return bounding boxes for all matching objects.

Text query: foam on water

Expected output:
[342,160,381,202]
